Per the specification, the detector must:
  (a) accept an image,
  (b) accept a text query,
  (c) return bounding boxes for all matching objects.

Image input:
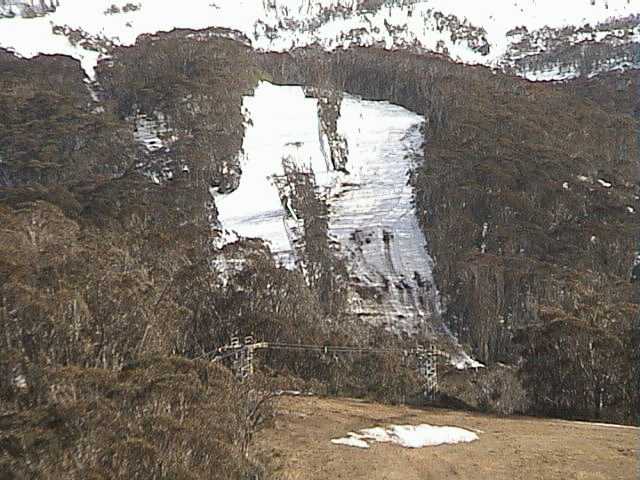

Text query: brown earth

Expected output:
[256,395,639,480]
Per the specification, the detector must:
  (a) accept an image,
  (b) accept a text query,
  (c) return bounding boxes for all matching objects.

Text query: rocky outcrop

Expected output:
[502,15,640,80]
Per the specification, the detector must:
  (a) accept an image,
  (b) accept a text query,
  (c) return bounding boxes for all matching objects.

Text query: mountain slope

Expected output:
[215,82,481,366]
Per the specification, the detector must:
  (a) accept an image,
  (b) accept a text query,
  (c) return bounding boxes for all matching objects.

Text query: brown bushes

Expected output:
[1,359,274,479]
[0,39,436,480]
[441,364,529,416]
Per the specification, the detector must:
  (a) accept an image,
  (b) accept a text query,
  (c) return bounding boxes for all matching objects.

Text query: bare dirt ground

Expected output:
[256,396,639,480]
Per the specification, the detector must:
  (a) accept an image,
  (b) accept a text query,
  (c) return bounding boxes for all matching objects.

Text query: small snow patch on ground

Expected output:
[332,424,479,449]
[331,436,370,449]
[453,354,484,370]
[273,390,315,397]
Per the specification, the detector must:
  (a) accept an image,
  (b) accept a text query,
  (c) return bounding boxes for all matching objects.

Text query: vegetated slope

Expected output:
[257,395,639,480]
[258,47,639,424]
[2,31,636,434]
[415,66,639,423]
[1,35,441,478]
[0,0,638,80]
[0,27,637,480]
[0,39,273,478]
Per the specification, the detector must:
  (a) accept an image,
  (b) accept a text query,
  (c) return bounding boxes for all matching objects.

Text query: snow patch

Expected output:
[215,82,324,261]
[332,424,479,449]
[331,436,370,449]
[215,81,442,333]
[13,374,27,389]
[133,112,170,153]
[453,355,484,370]
[215,81,482,364]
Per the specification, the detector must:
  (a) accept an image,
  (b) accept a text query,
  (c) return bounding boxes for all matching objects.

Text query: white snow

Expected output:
[356,427,394,443]
[329,94,442,332]
[133,112,170,153]
[332,424,479,449]
[0,0,637,80]
[331,436,370,448]
[597,178,612,188]
[273,389,308,396]
[13,374,27,389]
[215,82,326,260]
[216,81,482,367]
[454,356,484,370]
[216,81,441,333]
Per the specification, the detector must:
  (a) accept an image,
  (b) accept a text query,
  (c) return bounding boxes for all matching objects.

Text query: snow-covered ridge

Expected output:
[0,0,638,80]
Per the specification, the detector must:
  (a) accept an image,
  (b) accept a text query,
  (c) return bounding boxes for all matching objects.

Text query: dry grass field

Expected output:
[257,395,639,480]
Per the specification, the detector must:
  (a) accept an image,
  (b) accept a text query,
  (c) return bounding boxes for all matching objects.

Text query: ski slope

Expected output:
[216,82,437,332]
[215,81,481,367]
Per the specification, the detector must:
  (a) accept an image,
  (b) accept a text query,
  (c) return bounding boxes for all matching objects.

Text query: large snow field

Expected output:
[215,81,485,369]
[216,81,440,334]
[330,95,440,332]
[215,82,329,260]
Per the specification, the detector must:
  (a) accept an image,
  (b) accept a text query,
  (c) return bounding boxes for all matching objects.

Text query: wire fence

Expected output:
[205,337,443,399]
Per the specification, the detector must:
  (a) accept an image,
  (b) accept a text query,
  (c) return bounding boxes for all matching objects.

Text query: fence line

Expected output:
[208,336,443,400]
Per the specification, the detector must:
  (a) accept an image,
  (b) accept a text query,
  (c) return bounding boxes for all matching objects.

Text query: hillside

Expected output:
[0,2,639,479]
[257,46,639,421]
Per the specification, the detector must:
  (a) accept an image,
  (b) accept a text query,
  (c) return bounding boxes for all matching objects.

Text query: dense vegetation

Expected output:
[0,37,425,479]
[0,25,637,479]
